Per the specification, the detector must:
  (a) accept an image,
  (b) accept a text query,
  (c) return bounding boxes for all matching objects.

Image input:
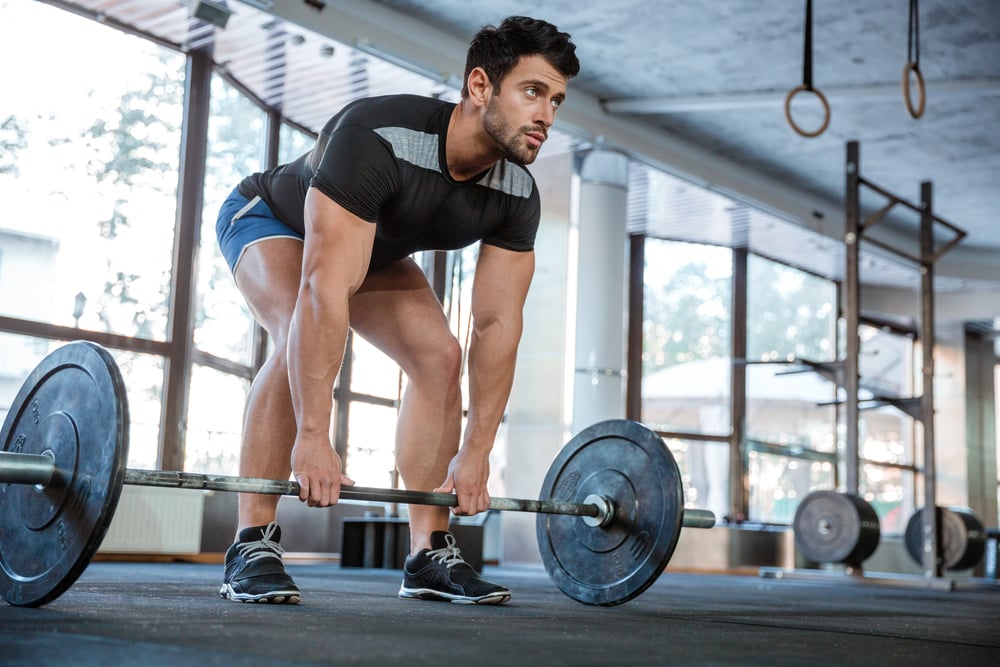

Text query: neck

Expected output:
[446,100,504,181]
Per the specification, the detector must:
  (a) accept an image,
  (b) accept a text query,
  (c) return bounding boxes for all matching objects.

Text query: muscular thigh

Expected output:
[233,237,303,342]
[349,258,455,374]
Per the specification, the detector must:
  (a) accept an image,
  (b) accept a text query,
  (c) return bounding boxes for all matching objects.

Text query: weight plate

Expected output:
[904,506,986,571]
[793,491,881,565]
[0,342,129,607]
[536,419,683,606]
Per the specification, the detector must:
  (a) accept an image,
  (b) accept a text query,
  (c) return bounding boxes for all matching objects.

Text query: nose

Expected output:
[536,101,556,128]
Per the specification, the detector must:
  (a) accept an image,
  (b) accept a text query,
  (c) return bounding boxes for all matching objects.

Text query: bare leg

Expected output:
[231,238,304,536]
[349,259,463,554]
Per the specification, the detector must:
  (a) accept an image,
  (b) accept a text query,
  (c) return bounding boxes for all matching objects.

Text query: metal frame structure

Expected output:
[843,140,966,579]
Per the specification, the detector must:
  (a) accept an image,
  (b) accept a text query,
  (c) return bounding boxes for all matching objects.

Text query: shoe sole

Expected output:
[398,587,511,605]
[220,583,301,605]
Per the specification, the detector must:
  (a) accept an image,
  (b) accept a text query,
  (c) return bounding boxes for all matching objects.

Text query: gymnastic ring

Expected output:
[784,84,831,138]
[902,61,926,119]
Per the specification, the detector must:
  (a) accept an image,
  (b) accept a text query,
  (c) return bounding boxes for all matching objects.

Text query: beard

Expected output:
[483,96,543,165]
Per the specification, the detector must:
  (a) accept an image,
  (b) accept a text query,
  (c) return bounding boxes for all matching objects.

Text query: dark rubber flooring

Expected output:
[2,562,998,666]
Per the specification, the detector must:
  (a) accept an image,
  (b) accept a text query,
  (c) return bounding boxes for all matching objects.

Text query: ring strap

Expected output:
[908,0,920,69]
[802,0,814,91]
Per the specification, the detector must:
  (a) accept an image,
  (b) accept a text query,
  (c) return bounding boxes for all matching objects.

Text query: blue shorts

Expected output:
[216,188,303,274]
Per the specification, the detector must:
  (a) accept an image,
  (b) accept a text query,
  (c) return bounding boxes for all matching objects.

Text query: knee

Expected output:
[410,336,463,389]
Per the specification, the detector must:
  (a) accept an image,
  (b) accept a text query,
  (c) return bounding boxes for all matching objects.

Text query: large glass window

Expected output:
[0,1,183,340]
[665,437,730,522]
[746,256,838,454]
[748,446,836,524]
[641,240,732,437]
[193,75,267,365]
[183,365,248,475]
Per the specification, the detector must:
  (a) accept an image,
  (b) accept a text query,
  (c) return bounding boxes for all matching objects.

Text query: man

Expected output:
[215,16,578,605]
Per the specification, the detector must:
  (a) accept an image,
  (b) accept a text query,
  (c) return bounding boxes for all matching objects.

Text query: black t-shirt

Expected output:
[237,94,541,273]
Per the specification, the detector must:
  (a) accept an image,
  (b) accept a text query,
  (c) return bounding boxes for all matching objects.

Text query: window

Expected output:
[746,256,838,454]
[183,365,249,475]
[0,1,183,340]
[192,74,267,365]
[665,436,730,521]
[641,239,732,437]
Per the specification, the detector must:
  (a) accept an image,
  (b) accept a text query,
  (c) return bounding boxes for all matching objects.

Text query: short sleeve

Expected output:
[482,181,541,252]
[310,125,399,222]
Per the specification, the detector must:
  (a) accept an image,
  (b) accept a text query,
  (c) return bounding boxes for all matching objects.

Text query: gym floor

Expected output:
[1,562,997,666]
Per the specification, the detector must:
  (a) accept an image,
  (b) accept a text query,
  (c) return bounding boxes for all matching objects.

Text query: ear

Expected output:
[466,67,493,108]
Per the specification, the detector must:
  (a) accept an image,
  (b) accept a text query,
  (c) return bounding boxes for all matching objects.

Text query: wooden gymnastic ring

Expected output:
[902,61,926,119]
[784,84,831,138]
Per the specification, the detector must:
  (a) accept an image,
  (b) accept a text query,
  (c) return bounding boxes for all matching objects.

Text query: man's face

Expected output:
[482,55,569,165]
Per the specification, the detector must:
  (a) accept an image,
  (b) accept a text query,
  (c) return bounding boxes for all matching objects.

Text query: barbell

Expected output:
[0,341,715,608]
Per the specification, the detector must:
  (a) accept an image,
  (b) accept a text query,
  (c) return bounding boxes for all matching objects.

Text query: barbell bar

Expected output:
[0,451,716,528]
[1,341,715,608]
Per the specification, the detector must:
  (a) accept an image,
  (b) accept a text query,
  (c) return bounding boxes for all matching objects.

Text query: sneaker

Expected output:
[219,521,301,604]
[398,531,510,605]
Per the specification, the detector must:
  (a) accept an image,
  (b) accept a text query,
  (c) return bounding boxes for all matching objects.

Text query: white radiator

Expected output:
[98,485,204,554]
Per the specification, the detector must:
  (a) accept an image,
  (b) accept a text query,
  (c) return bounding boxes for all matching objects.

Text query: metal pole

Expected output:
[919,180,942,578]
[0,452,55,486]
[0,455,716,528]
[120,468,716,527]
[844,141,862,494]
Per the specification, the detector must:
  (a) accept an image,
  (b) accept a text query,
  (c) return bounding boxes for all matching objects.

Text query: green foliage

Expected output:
[642,248,835,376]
[643,259,731,375]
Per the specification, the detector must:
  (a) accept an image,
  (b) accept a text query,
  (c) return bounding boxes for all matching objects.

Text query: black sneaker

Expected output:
[398,531,510,605]
[220,522,301,604]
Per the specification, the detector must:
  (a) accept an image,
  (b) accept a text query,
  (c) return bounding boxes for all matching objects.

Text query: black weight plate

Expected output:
[0,342,129,607]
[905,506,986,571]
[536,419,683,606]
[793,490,881,565]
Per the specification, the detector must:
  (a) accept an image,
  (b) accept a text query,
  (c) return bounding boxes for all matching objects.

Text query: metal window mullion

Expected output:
[730,247,749,521]
[160,46,213,472]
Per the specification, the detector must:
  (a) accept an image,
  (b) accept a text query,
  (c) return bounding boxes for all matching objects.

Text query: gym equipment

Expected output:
[793,490,881,566]
[0,341,715,607]
[904,506,986,572]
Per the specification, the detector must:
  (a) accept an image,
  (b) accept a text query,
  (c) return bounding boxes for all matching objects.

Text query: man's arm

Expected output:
[287,187,375,507]
[437,243,535,514]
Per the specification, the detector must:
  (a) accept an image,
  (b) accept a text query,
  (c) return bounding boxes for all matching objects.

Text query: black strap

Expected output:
[908,0,920,68]
[802,0,814,90]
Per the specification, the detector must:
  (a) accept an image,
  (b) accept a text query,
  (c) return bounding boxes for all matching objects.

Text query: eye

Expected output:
[525,87,538,98]
[551,97,563,109]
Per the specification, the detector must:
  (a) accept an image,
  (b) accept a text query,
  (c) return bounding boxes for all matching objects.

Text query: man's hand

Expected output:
[291,432,355,507]
[434,447,491,515]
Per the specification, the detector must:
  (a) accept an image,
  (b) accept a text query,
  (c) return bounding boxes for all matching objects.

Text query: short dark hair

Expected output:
[461,16,579,98]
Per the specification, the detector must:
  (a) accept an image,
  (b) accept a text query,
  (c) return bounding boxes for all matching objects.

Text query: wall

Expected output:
[502,149,575,563]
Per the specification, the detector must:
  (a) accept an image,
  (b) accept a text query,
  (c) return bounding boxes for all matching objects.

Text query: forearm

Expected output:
[287,280,349,438]
[463,314,523,453]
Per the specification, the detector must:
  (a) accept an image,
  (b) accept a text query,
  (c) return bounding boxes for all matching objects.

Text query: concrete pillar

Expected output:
[570,150,630,434]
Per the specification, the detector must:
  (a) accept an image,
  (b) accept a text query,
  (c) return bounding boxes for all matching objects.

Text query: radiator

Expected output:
[98,485,205,554]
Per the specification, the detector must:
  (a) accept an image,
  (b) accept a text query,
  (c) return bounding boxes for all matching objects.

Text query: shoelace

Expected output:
[425,533,467,569]
[237,521,285,563]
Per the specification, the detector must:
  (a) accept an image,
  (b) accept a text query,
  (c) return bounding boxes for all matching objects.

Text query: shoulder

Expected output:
[323,94,452,133]
[476,160,537,202]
